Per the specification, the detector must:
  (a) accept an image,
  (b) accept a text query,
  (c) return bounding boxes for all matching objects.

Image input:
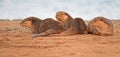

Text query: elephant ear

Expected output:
[56,11,73,22]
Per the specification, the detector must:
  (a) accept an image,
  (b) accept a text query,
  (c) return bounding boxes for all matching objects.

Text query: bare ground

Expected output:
[0,20,120,57]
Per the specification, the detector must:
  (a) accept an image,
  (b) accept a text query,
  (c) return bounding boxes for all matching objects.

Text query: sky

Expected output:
[0,0,120,20]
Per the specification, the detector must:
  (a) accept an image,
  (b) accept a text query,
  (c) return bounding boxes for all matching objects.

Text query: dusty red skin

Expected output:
[88,16,113,35]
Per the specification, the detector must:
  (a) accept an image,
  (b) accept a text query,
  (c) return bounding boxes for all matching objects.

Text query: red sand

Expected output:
[0,20,120,57]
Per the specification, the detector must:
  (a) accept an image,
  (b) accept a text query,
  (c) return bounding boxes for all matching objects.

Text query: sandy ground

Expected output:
[0,20,120,57]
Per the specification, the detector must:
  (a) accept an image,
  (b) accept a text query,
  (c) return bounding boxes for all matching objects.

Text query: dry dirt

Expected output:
[0,20,120,57]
